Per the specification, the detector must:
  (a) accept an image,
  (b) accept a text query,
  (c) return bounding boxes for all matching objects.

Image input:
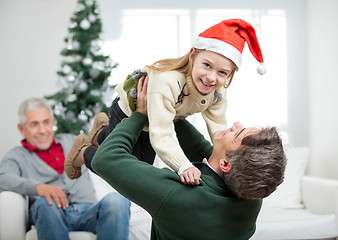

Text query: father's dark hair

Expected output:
[223,127,287,200]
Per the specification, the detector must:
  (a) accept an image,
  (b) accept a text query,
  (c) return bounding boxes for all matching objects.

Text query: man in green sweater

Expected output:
[92,77,286,240]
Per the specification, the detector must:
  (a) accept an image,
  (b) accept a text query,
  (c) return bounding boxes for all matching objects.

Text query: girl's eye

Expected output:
[203,62,211,68]
[220,71,227,76]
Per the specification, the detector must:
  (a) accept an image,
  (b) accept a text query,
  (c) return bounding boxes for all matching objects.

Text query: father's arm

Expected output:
[92,111,178,216]
[174,119,213,163]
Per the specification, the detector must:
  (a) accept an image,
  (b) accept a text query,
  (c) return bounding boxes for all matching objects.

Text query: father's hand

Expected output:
[36,183,69,210]
[135,75,148,116]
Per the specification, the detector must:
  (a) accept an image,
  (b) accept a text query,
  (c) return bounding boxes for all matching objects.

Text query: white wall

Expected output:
[0,0,77,157]
[307,0,338,179]
[0,0,337,180]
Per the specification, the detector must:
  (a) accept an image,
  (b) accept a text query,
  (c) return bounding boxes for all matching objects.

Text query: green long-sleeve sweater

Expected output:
[92,112,262,240]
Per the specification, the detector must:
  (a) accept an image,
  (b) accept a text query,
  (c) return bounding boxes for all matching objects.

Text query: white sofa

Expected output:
[0,147,337,240]
[0,171,152,240]
[251,147,338,240]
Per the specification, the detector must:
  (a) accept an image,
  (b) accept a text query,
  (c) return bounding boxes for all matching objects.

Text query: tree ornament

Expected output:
[66,94,77,103]
[85,109,94,117]
[75,3,85,12]
[92,61,104,71]
[85,0,94,6]
[66,75,76,82]
[82,56,93,66]
[65,110,76,120]
[66,42,73,50]
[90,47,100,56]
[72,55,82,62]
[93,103,102,115]
[77,81,88,92]
[69,22,77,29]
[80,19,91,30]
[62,65,72,74]
[90,40,99,52]
[90,89,100,96]
[54,105,62,116]
[78,111,88,122]
[54,102,66,117]
[72,41,80,50]
[88,13,96,22]
[89,68,100,78]
[91,40,99,48]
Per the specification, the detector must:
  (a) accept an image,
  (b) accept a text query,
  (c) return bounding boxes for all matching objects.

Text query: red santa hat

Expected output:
[192,19,266,75]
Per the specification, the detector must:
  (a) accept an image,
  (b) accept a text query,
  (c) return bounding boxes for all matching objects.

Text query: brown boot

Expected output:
[64,134,90,179]
[87,112,109,148]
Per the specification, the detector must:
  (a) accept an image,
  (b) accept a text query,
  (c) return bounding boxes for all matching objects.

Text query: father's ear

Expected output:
[219,158,232,173]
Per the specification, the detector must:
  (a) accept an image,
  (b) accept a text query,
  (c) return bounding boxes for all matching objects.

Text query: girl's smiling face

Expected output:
[189,48,236,95]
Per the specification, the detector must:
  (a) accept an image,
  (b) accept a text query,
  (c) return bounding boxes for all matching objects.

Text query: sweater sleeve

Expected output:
[0,149,41,195]
[92,112,180,216]
[146,71,193,172]
[147,93,191,172]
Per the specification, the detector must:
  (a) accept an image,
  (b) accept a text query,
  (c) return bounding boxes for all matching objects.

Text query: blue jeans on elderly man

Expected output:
[30,192,131,240]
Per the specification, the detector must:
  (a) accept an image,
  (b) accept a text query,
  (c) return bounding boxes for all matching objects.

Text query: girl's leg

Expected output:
[64,134,91,179]
[64,112,108,179]
[132,131,156,164]
[109,97,156,164]
[87,112,109,148]
[96,125,111,145]
[83,146,97,173]
[81,97,123,173]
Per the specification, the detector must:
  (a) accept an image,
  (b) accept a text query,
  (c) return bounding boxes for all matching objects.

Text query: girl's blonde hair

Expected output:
[146,48,236,88]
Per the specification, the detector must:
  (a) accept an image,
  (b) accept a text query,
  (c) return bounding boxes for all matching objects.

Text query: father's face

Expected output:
[18,107,55,150]
[212,122,260,152]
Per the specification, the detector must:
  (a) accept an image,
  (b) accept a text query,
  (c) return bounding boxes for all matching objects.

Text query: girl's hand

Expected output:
[180,166,201,185]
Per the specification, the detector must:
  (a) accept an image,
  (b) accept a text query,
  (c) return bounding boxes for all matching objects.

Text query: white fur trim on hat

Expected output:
[192,36,242,69]
[256,62,267,75]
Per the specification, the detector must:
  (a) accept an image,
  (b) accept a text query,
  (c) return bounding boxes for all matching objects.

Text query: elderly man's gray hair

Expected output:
[18,97,54,126]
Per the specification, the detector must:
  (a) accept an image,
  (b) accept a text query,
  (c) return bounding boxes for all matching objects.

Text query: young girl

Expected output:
[65,18,266,184]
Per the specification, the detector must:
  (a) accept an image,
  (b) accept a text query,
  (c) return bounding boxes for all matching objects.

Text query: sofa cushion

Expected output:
[263,147,309,209]
[25,227,96,240]
[251,206,338,240]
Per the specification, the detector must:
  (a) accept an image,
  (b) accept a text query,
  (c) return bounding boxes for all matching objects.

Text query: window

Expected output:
[103,8,288,141]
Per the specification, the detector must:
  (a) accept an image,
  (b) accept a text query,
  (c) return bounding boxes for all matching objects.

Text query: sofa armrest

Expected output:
[302,175,338,216]
[0,191,28,240]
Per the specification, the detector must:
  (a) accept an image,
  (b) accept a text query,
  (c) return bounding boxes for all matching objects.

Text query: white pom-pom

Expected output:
[256,62,267,75]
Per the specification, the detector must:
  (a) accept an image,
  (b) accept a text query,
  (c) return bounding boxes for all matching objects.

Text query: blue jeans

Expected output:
[30,192,130,240]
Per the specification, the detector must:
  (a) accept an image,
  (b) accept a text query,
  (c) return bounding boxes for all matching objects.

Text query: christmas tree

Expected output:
[46,0,116,135]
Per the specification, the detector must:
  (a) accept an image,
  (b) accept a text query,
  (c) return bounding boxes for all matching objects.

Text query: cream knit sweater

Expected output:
[116,67,228,172]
